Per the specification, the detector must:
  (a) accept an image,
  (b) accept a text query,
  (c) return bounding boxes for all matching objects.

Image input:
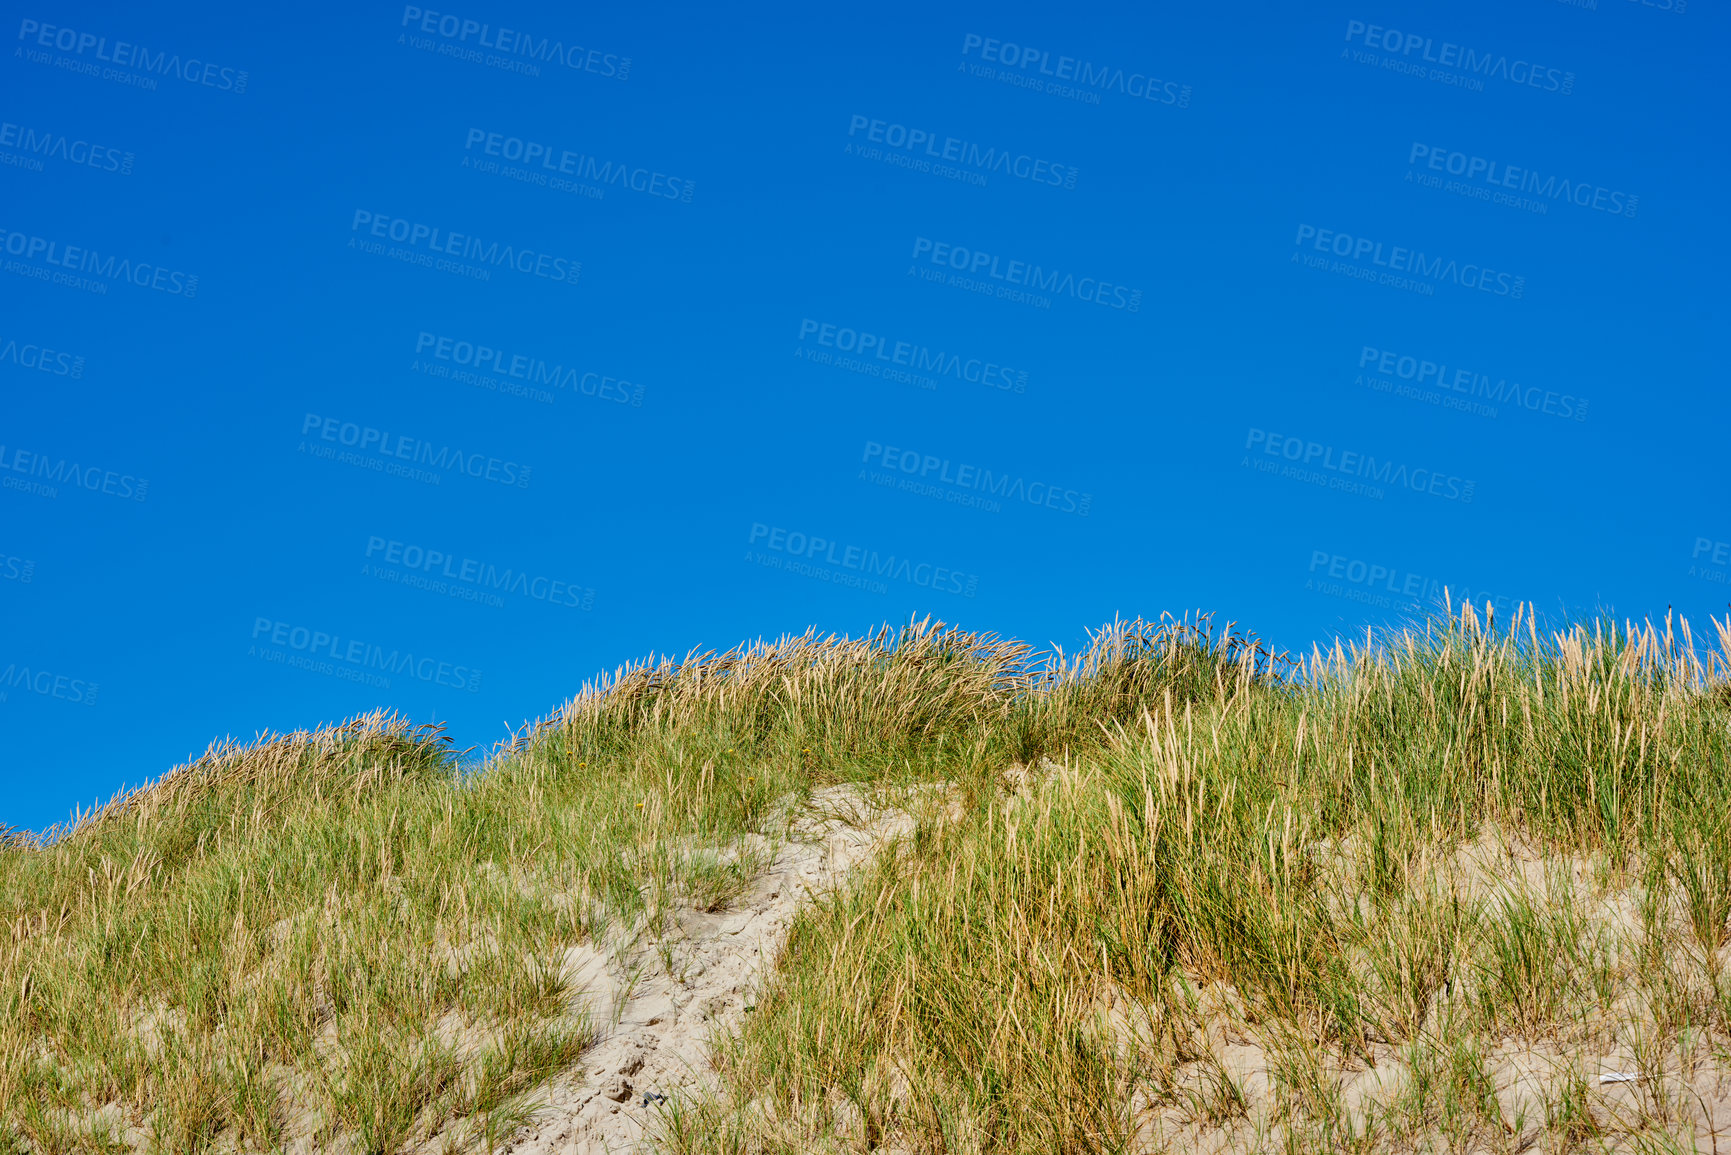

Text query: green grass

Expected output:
[3,606,1730,1152]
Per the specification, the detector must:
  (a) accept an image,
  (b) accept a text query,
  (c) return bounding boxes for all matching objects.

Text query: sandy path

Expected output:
[496,784,913,1155]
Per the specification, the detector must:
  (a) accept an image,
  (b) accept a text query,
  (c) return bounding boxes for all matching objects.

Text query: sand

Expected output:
[492,784,914,1155]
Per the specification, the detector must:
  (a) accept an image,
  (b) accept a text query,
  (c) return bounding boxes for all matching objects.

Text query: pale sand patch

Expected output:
[479,784,917,1155]
[1125,823,1731,1155]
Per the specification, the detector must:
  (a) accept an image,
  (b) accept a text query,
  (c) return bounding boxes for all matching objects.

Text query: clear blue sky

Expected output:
[3,0,1725,831]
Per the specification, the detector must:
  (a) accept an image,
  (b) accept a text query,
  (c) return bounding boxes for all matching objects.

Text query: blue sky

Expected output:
[3,0,1724,831]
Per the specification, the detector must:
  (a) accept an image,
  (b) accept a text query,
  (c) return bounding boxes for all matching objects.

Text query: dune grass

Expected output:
[3,607,1730,1153]
[664,605,1731,1153]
